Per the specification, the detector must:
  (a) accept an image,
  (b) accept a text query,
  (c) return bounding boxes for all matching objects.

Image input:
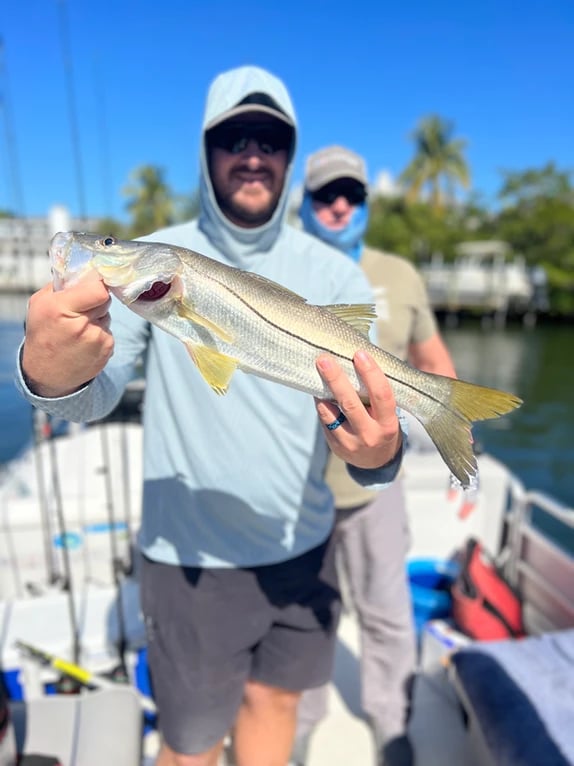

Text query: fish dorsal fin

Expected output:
[176,297,234,344]
[243,272,308,302]
[186,343,239,395]
[324,304,377,337]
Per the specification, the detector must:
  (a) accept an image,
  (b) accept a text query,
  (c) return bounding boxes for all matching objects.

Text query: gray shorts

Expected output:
[140,536,341,754]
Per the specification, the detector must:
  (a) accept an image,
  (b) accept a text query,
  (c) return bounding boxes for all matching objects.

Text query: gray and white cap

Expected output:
[304,146,368,192]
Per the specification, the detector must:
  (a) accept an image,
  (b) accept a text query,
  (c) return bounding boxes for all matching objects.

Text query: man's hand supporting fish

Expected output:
[22,273,114,398]
[21,267,403,473]
[315,351,402,470]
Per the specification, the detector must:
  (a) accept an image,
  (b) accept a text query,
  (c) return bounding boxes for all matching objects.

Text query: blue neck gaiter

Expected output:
[299,192,368,262]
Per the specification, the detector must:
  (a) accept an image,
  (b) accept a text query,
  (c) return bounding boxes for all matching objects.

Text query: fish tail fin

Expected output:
[421,378,522,488]
[449,378,523,422]
[423,409,477,489]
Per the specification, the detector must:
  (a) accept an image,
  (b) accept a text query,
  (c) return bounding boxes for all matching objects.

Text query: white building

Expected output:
[0,206,100,292]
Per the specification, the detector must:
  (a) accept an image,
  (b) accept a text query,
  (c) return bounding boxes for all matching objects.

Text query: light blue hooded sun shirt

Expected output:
[17,66,404,567]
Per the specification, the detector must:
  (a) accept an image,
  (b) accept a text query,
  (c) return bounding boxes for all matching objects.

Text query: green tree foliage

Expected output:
[498,163,572,206]
[122,164,200,236]
[495,164,574,314]
[367,156,574,315]
[366,195,479,263]
[123,165,176,238]
[399,115,470,213]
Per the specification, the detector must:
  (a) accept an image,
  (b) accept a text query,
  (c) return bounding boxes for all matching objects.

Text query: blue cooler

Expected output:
[407,558,460,635]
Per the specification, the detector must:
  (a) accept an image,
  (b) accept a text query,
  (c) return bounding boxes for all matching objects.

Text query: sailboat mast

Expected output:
[57,0,87,223]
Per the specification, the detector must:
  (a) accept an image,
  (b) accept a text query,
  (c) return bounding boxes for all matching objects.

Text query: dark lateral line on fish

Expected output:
[215,282,470,423]
[214,282,360,364]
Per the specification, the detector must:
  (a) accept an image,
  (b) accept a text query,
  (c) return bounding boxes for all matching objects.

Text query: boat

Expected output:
[418,241,545,323]
[1,390,573,765]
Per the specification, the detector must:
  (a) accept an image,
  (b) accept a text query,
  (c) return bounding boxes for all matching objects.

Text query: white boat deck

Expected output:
[295,447,505,766]
[3,424,573,765]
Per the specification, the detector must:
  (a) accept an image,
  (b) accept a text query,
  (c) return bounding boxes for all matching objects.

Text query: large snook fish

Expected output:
[49,231,522,488]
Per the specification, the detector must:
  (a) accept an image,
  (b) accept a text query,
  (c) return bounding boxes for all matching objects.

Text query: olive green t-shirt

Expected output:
[325,246,438,509]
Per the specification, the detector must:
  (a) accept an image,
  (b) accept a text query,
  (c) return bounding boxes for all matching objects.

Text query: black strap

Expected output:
[482,597,523,638]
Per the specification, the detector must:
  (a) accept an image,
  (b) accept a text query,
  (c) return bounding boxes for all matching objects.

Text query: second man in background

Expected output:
[294,145,457,766]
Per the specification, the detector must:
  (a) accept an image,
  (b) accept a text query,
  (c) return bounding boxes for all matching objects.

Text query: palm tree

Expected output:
[123,165,175,237]
[399,115,470,213]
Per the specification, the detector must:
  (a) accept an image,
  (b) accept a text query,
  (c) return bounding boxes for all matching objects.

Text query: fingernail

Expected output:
[355,350,371,365]
[316,356,332,373]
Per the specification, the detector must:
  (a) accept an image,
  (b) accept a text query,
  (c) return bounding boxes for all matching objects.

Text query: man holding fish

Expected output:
[17,66,409,766]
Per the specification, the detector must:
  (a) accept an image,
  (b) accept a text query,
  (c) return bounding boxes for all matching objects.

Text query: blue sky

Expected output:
[1,0,572,221]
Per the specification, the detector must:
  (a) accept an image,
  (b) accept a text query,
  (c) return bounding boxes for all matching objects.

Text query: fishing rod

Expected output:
[46,427,81,678]
[0,37,35,288]
[15,640,156,715]
[0,492,23,598]
[119,418,135,577]
[118,379,146,576]
[31,409,62,589]
[99,425,130,682]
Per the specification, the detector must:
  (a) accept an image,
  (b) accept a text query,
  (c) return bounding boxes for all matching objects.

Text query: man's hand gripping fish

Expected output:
[49,231,522,488]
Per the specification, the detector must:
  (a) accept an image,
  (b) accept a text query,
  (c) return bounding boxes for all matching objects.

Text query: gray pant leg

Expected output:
[337,478,416,741]
[295,683,329,738]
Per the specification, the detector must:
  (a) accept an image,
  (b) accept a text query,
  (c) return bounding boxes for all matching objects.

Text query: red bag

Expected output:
[451,537,525,640]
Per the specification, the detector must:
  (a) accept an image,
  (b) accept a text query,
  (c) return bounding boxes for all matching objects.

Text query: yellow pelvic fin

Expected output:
[177,298,234,344]
[186,343,239,395]
[324,304,377,337]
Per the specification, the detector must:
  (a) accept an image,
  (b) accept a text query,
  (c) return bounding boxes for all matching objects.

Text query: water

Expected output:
[1,315,573,509]
[0,319,34,463]
[442,321,574,509]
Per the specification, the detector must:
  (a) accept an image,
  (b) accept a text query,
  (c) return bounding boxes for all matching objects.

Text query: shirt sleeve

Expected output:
[346,408,408,489]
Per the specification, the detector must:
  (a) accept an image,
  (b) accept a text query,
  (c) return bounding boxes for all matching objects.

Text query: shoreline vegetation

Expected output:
[1,117,573,318]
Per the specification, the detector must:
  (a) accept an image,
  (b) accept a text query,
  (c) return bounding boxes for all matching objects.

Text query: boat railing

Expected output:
[503,488,574,633]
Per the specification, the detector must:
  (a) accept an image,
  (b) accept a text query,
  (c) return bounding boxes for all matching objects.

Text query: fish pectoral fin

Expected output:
[176,298,234,344]
[186,343,239,395]
[324,304,377,337]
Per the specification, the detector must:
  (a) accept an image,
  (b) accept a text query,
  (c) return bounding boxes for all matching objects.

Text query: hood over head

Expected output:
[300,145,370,263]
[198,65,297,264]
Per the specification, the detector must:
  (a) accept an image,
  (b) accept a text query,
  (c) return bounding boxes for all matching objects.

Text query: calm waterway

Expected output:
[441,320,573,508]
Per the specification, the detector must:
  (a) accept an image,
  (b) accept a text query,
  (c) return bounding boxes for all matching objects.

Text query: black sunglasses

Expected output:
[207,121,293,156]
[310,182,367,206]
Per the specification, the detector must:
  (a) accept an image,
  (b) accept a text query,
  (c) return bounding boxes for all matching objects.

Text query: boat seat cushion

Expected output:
[9,686,143,766]
[450,629,574,765]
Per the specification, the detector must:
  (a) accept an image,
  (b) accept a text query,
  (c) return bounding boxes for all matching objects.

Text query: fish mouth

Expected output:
[50,232,95,289]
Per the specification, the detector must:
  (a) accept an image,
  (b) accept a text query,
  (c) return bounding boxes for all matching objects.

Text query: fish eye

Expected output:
[102,236,116,247]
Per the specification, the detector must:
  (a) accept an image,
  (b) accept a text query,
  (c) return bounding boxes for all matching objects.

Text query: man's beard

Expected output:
[215,189,280,228]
